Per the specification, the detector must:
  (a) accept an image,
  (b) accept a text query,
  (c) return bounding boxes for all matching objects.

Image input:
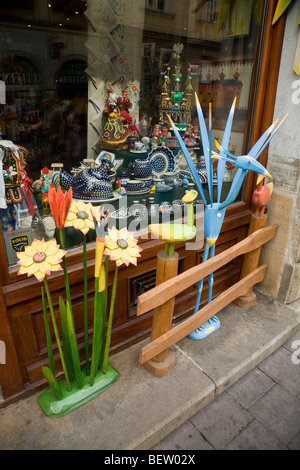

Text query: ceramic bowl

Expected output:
[126,180,146,192]
[164,172,176,185]
[137,177,153,188]
[153,178,164,189]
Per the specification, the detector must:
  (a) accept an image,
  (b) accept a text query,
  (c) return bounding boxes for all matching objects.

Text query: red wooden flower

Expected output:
[48,186,73,230]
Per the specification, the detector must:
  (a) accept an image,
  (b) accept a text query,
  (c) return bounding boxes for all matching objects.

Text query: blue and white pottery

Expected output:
[137,177,153,188]
[60,170,74,191]
[196,161,207,183]
[118,169,130,178]
[164,171,176,186]
[133,159,152,179]
[153,178,164,189]
[126,180,146,192]
[149,146,175,177]
[72,166,114,201]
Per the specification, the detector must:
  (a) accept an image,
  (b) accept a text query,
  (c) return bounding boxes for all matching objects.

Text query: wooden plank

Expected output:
[139,264,267,365]
[137,225,277,316]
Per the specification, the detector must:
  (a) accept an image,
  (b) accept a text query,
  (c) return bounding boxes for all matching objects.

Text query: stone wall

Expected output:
[259,1,300,304]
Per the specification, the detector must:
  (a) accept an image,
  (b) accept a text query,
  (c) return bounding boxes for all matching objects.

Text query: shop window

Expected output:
[146,0,168,12]
[0,0,266,267]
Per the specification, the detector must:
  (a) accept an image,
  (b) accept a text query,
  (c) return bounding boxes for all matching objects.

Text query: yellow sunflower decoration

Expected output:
[17,238,67,282]
[64,200,99,235]
[104,227,142,267]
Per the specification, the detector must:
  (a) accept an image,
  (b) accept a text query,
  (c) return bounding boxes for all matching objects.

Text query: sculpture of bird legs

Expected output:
[168,97,287,341]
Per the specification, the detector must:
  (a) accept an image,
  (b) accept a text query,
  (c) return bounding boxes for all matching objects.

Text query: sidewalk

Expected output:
[152,331,300,450]
[0,290,299,450]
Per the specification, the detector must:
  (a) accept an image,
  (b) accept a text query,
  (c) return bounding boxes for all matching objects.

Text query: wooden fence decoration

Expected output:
[137,221,278,376]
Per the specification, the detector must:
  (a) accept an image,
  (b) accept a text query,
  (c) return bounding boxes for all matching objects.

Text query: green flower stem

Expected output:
[89,276,101,386]
[43,277,72,392]
[102,265,119,374]
[41,286,55,376]
[83,233,90,375]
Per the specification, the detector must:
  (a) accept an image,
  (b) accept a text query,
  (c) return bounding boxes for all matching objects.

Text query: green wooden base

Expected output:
[38,362,120,418]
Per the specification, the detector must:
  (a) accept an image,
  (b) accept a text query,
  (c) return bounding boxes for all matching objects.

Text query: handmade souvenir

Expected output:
[100,88,140,150]
[17,194,142,417]
[168,95,287,340]
[148,146,175,177]
[132,159,152,179]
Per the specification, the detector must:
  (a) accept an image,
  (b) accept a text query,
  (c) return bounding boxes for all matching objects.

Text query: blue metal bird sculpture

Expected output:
[168,94,287,340]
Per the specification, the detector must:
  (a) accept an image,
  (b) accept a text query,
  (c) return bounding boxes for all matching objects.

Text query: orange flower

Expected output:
[48,186,73,230]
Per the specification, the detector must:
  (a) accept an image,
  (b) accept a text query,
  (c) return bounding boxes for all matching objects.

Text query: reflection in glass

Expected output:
[0,0,266,266]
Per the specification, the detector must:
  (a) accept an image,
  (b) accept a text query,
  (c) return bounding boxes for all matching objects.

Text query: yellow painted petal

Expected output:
[65,211,78,222]
[73,219,85,230]
[24,245,37,256]
[127,246,141,257]
[34,271,45,282]
[34,260,52,273]
[76,200,88,212]
[105,240,118,250]
[121,250,133,265]
[27,263,42,274]
[49,264,63,272]
[46,254,61,265]
[44,244,59,256]
[107,227,119,242]
[18,265,31,275]
[118,227,129,240]
[109,247,123,260]
[127,237,139,247]
[85,219,95,229]
[18,256,35,267]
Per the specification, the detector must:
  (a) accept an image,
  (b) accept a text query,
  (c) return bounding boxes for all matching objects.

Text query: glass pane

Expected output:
[0,0,265,266]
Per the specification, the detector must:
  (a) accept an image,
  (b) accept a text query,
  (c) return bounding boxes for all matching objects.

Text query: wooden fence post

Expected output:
[234,212,268,307]
[143,249,178,377]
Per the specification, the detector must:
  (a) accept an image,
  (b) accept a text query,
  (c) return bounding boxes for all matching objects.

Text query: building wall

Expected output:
[259,0,300,304]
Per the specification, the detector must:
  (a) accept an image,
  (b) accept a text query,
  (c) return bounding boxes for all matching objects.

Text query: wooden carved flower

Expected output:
[17,239,67,282]
[64,200,99,235]
[104,227,142,267]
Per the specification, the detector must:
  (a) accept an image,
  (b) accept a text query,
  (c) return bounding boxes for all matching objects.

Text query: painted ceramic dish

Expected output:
[174,149,197,172]
[126,188,150,196]
[110,207,131,219]
[155,185,173,193]
[149,146,175,177]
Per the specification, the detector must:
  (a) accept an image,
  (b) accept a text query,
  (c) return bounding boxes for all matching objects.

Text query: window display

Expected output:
[0,0,266,266]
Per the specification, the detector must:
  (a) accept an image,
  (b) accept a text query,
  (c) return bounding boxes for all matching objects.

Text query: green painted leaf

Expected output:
[42,366,63,400]
[59,296,75,381]
[89,277,106,386]
[66,301,83,389]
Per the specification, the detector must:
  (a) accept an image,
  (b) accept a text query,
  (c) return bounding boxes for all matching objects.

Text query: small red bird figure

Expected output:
[252,174,273,216]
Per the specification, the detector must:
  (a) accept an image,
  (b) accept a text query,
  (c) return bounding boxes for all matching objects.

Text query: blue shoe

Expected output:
[188,316,220,340]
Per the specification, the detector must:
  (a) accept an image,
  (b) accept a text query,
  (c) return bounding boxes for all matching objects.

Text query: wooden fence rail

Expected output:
[137,224,277,368]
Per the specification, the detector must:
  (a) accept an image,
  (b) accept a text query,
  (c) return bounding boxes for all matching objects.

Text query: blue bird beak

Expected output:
[248,157,271,178]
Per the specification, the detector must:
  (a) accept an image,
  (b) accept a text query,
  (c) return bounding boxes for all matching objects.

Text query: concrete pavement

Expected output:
[0,290,299,450]
[152,330,300,450]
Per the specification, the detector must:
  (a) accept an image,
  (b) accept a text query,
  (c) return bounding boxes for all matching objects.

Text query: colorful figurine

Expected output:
[149,189,198,258]
[252,174,273,216]
[168,94,287,340]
